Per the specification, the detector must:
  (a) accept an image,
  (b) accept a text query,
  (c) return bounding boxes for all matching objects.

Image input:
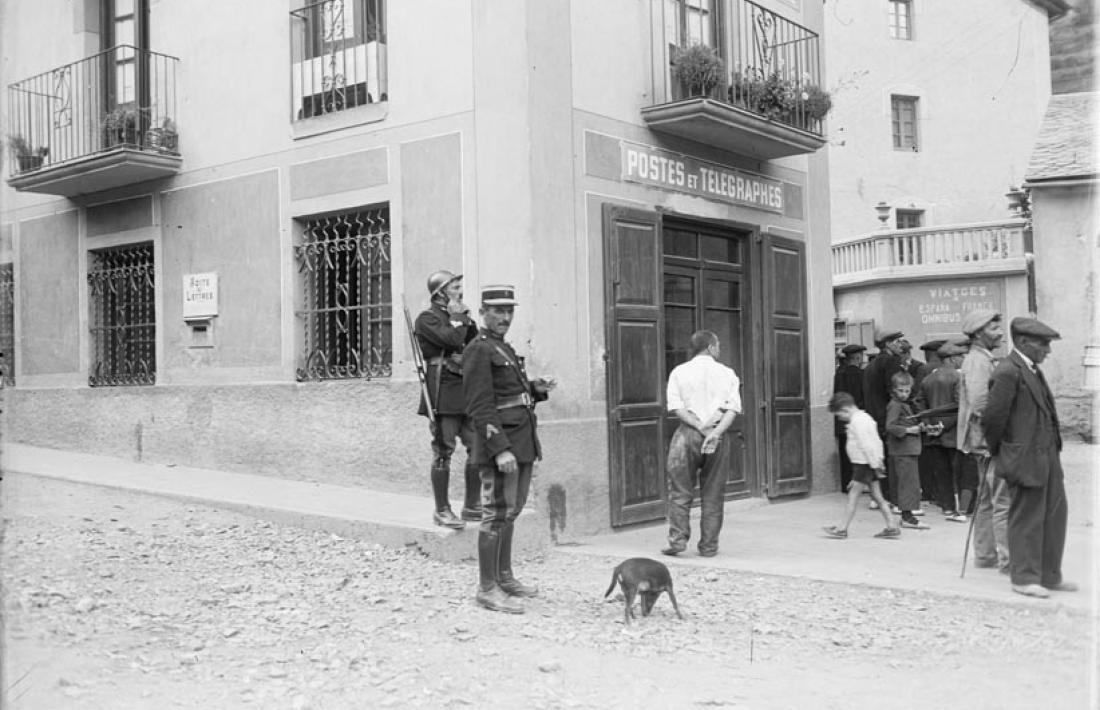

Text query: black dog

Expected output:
[604,557,684,624]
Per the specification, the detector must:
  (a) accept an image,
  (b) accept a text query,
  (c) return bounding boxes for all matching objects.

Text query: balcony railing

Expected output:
[7,46,179,180]
[643,0,825,159]
[290,0,387,121]
[832,220,1030,287]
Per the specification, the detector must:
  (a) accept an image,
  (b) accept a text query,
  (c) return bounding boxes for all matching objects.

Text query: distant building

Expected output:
[1023,91,1099,437]
[826,0,1068,355]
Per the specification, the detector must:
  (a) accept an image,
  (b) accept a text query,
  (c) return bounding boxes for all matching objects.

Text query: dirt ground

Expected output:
[1,473,1095,710]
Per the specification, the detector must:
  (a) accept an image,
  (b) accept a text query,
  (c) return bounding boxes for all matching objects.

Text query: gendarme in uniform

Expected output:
[463,284,553,614]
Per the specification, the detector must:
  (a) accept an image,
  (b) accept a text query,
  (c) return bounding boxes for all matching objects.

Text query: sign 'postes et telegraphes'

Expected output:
[620,141,784,213]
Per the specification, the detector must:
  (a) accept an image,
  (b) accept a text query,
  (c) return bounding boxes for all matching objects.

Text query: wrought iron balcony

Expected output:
[642,0,827,160]
[832,220,1030,288]
[6,46,180,197]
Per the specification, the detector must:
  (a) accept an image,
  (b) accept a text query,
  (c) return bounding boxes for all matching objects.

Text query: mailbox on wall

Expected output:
[183,272,218,348]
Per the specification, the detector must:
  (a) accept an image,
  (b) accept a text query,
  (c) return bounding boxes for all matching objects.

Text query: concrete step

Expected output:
[0,443,548,563]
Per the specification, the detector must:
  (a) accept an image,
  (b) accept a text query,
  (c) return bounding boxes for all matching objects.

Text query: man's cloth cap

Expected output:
[481,284,518,306]
[961,309,1001,336]
[874,328,903,346]
[919,339,947,352]
[1010,317,1061,340]
[937,339,970,357]
[840,344,867,355]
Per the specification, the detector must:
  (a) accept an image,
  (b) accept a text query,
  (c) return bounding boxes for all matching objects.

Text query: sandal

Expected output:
[873,527,901,539]
[822,525,848,539]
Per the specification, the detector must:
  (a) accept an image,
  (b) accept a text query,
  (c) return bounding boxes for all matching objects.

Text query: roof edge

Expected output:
[1029,0,1071,20]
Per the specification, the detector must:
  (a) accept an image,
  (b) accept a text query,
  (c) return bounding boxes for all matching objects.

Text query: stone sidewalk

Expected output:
[2,441,1096,612]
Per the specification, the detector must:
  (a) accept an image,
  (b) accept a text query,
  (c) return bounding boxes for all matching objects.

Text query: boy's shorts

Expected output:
[851,463,879,486]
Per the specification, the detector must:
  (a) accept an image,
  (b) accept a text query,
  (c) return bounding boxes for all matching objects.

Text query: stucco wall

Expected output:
[17,211,80,375]
[825,0,1053,239]
[1031,183,1098,438]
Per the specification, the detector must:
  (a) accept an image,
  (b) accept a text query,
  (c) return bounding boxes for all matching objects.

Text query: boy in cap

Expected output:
[984,317,1075,598]
[958,308,1011,572]
[916,338,970,521]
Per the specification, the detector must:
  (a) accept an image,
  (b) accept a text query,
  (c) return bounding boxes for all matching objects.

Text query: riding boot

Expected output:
[475,530,523,614]
[460,463,483,521]
[430,461,463,529]
[497,523,538,597]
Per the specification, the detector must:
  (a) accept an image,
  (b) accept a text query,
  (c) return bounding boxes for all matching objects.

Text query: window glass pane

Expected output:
[700,235,740,264]
[115,18,134,48]
[704,279,738,309]
[664,305,695,377]
[117,62,135,103]
[115,0,134,16]
[664,274,695,305]
[663,228,697,258]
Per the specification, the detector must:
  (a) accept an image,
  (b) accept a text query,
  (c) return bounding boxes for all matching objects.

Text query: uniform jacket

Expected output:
[984,350,1062,488]
[915,363,960,448]
[862,352,902,432]
[414,303,477,416]
[957,344,997,455]
[885,398,922,456]
[463,329,548,465]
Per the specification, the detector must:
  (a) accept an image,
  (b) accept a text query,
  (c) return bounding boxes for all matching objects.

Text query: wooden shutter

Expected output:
[762,232,811,496]
[603,204,667,526]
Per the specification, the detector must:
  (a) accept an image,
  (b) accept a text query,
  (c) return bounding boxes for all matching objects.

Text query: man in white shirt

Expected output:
[661,330,742,558]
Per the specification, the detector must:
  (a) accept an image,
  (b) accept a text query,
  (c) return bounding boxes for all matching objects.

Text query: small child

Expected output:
[822,392,899,539]
[885,371,930,530]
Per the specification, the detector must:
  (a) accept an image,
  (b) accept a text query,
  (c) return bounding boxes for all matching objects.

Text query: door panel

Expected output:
[762,233,812,496]
[604,205,667,526]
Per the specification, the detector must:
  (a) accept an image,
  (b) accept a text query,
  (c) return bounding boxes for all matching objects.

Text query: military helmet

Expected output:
[426,270,462,298]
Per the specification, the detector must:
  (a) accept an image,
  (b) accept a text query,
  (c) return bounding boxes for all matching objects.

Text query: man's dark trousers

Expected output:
[666,425,728,555]
[1008,461,1068,587]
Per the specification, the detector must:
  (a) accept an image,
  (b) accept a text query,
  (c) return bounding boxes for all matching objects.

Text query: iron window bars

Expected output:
[295,207,392,381]
[0,264,13,386]
[88,243,156,387]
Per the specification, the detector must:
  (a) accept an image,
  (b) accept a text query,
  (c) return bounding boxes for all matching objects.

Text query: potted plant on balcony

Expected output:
[672,43,725,98]
[802,83,833,122]
[8,135,48,172]
[102,107,144,148]
[145,117,179,153]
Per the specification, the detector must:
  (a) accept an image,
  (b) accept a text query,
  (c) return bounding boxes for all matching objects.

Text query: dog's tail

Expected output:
[603,564,621,598]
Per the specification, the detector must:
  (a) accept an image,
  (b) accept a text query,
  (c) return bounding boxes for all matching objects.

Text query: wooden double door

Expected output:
[604,205,812,527]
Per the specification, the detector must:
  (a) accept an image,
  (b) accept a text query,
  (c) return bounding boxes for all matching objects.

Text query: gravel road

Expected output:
[2,473,1094,709]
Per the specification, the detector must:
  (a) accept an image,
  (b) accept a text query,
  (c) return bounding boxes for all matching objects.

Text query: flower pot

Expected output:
[17,155,44,172]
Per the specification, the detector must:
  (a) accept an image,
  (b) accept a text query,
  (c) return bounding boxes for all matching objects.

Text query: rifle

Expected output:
[402,296,436,423]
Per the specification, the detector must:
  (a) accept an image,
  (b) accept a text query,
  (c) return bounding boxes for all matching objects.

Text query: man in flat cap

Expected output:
[833,344,866,491]
[464,284,557,613]
[957,308,1011,572]
[863,328,906,508]
[915,338,970,522]
[983,317,1074,598]
[414,270,480,529]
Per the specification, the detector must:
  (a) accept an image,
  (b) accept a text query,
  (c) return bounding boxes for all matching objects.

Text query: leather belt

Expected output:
[496,392,533,410]
[427,356,445,365]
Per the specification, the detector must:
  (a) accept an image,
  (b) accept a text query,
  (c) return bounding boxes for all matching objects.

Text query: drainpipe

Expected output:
[1007,186,1037,315]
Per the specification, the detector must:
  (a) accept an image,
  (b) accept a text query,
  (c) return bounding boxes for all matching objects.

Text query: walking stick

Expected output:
[960,466,988,578]
[402,296,436,424]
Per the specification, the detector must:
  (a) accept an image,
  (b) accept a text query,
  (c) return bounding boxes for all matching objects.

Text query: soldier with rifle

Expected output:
[410,270,480,529]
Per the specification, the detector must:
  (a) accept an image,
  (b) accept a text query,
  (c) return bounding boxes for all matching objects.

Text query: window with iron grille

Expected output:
[294,206,392,381]
[88,243,156,386]
[290,0,387,120]
[896,209,924,229]
[891,95,919,151]
[889,0,912,40]
[0,264,13,386]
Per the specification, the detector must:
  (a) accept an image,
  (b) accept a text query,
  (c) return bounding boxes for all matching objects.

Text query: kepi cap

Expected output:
[874,328,904,346]
[1010,317,1061,340]
[840,344,867,355]
[961,308,1001,336]
[480,284,518,306]
[937,338,970,357]
[919,339,947,353]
